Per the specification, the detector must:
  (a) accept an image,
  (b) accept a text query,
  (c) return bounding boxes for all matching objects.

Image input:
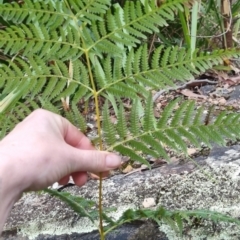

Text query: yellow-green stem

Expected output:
[85,50,104,239]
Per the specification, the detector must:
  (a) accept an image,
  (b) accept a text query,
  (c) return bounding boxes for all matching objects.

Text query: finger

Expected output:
[72,172,88,186]
[66,146,121,173]
[89,171,109,179]
[61,118,94,150]
[58,175,70,185]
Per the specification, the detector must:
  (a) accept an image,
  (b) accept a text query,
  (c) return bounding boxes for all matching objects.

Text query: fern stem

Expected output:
[85,50,104,239]
[98,172,104,240]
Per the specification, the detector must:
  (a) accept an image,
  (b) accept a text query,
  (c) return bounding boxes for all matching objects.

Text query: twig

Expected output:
[148,33,156,60]
[153,79,217,102]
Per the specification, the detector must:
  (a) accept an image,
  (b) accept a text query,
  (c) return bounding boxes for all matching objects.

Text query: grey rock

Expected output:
[2,145,240,240]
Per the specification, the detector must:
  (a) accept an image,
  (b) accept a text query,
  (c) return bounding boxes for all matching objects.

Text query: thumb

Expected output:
[68,146,122,173]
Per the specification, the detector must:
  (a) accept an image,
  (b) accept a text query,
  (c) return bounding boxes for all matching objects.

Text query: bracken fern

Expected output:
[1,0,240,239]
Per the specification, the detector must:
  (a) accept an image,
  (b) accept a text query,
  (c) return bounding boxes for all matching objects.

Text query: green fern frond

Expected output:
[104,206,240,235]
[1,0,240,115]
[105,100,240,164]
[99,46,240,96]
[44,189,98,223]
[0,0,109,25]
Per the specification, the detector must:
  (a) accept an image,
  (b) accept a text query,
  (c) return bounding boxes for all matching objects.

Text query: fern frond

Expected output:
[0,0,109,24]
[98,46,240,96]
[104,206,240,235]
[44,189,98,223]
[105,100,240,164]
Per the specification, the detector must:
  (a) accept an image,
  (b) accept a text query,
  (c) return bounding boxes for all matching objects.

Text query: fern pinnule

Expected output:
[185,62,200,75]
[128,139,159,158]
[161,47,171,67]
[141,44,149,71]
[27,99,40,110]
[172,67,190,81]
[155,131,184,154]
[169,46,178,65]
[151,45,164,69]
[116,104,128,139]
[72,85,90,105]
[194,61,207,72]
[52,60,69,77]
[135,75,158,89]
[48,79,67,101]
[214,111,228,125]
[188,127,211,147]
[103,56,113,84]
[114,144,150,167]
[66,105,87,133]
[206,127,225,145]
[165,129,188,153]
[56,82,78,100]
[103,102,117,146]
[157,98,179,129]
[178,65,194,80]
[108,83,137,98]
[225,113,240,125]
[38,97,60,114]
[39,78,57,99]
[133,46,142,74]
[192,106,204,125]
[170,100,190,127]
[150,71,176,88]
[177,127,201,148]
[0,114,17,139]
[176,48,188,62]
[232,114,240,124]
[94,59,108,89]
[130,100,140,136]
[113,57,123,80]
[124,49,134,76]
[140,134,170,160]
[143,94,156,131]
[130,83,148,99]
[64,109,78,130]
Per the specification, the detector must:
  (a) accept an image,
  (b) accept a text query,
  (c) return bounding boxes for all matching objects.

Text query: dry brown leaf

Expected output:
[180,89,207,99]
[230,65,240,74]
[219,97,227,105]
[187,148,197,155]
[122,164,133,173]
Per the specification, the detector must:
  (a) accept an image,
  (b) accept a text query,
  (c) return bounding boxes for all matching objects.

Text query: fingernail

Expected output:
[106,154,121,168]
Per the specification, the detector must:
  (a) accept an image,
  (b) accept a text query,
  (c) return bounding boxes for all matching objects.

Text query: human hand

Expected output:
[0,109,121,193]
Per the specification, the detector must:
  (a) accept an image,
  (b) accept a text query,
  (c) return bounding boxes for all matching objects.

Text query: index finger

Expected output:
[61,117,95,150]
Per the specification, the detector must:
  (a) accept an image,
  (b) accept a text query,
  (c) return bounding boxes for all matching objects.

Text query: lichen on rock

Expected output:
[2,145,240,240]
